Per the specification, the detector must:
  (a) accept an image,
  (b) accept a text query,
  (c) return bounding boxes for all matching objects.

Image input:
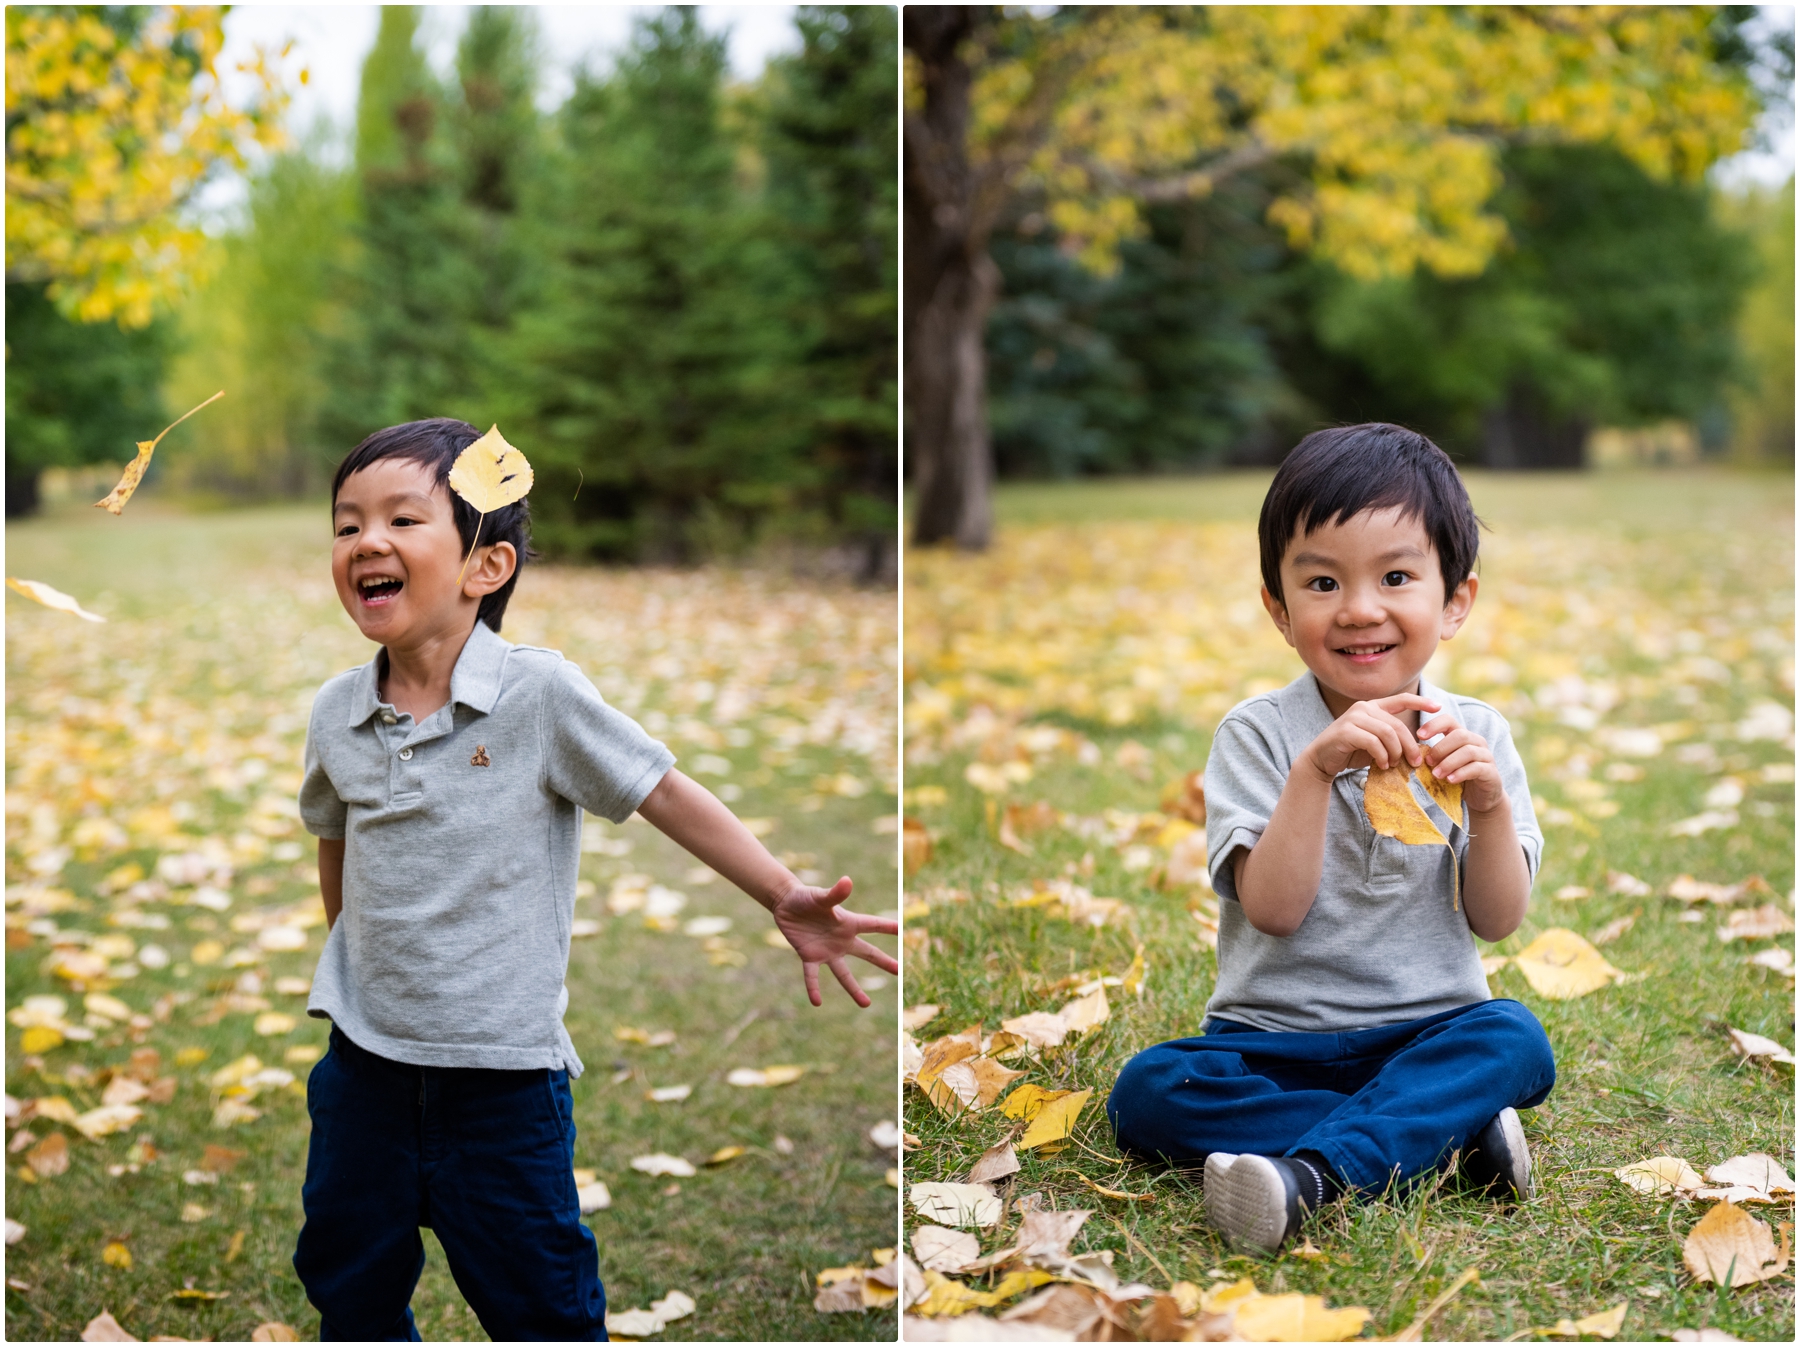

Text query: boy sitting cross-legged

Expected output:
[293,418,898,1340]
[1106,424,1555,1254]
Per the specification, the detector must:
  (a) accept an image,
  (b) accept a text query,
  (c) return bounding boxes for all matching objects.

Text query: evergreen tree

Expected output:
[760,5,899,575]
[506,10,802,561]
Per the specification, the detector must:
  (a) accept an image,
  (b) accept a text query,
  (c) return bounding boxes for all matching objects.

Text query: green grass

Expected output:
[903,470,1794,1341]
[6,502,899,1341]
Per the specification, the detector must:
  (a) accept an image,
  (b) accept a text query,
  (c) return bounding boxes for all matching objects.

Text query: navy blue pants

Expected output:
[294,1027,608,1341]
[1107,998,1555,1194]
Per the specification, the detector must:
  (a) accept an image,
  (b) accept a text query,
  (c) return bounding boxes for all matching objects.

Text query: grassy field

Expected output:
[5,502,899,1342]
[902,469,1795,1341]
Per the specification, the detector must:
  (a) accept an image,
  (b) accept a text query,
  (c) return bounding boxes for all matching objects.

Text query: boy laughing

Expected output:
[1107,423,1554,1253]
[294,419,897,1339]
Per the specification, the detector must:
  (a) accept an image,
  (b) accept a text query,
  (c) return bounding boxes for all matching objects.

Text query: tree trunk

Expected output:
[905,7,997,550]
[5,464,41,518]
[1481,384,1589,469]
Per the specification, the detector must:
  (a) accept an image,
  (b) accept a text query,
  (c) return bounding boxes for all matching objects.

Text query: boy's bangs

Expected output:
[1259,423,1481,605]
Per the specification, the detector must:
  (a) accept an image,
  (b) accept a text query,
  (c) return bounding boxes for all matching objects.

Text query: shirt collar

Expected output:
[346,621,511,727]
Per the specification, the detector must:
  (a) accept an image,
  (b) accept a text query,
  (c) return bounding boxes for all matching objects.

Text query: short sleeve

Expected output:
[540,661,675,823]
[1204,711,1289,904]
[298,698,348,840]
[1487,714,1543,881]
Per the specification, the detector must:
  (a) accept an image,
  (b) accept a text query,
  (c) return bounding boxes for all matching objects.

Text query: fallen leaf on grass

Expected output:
[27,1132,68,1177]
[930,1057,1027,1115]
[1057,986,1110,1035]
[5,1219,23,1245]
[725,1065,805,1087]
[1511,929,1623,1000]
[1616,1156,1704,1196]
[1717,905,1793,942]
[869,1121,902,1152]
[647,1085,692,1103]
[1001,1086,1093,1152]
[603,1289,695,1339]
[1232,1292,1372,1341]
[904,1004,942,1032]
[81,1310,136,1341]
[224,1230,246,1262]
[913,1224,981,1273]
[1589,914,1637,946]
[5,577,106,622]
[1668,874,1771,904]
[904,817,934,874]
[1704,1154,1793,1195]
[1364,763,1459,907]
[101,1241,132,1269]
[19,1025,64,1054]
[909,1181,1003,1228]
[1727,1028,1795,1066]
[1538,1302,1628,1339]
[998,1011,1068,1050]
[179,1204,210,1223]
[167,1288,229,1301]
[1749,947,1794,975]
[576,1173,612,1212]
[249,1325,299,1342]
[1671,1331,1741,1342]
[705,1146,746,1165]
[967,1140,1021,1184]
[631,1154,696,1178]
[253,1013,296,1036]
[1682,1201,1791,1286]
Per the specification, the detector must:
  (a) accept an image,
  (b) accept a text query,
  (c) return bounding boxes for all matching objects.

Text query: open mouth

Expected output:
[358,577,403,605]
[1335,643,1395,663]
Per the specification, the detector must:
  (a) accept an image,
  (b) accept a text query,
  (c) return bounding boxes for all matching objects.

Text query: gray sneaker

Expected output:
[1203,1153,1304,1253]
[1462,1107,1533,1200]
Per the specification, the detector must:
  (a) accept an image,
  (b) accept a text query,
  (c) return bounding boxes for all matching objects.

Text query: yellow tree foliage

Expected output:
[969,6,1757,279]
[5,7,291,327]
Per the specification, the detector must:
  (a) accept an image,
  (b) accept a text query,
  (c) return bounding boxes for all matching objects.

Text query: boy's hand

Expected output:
[1416,713,1508,815]
[1302,693,1440,782]
[770,877,900,1009]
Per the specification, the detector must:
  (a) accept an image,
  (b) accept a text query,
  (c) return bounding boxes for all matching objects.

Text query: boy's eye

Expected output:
[335,525,358,538]
[393,516,416,527]
[1307,577,1338,592]
[1383,571,1410,587]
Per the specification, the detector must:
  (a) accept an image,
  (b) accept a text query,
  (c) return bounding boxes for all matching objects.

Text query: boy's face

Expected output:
[331,458,510,651]
[1261,505,1476,717]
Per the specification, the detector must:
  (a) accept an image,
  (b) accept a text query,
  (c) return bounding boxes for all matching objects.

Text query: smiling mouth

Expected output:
[358,578,403,605]
[1335,643,1395,660]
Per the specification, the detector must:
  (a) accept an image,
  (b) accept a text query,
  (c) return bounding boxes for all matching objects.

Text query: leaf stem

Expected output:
[456,511,487,589]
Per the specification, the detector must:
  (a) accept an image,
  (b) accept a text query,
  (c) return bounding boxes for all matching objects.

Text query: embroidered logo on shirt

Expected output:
[470,745,491,767]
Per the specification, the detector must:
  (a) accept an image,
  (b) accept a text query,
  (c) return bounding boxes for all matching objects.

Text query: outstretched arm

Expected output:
[635,769,899,1007]
[319,837,345,931]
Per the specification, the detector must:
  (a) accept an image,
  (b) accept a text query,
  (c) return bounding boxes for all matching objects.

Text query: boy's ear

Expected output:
[1261,585,1296,648]
[461,540,518,599]
[1439,572,1478,640]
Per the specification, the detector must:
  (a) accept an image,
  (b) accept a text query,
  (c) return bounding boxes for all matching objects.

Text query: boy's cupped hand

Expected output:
[1304,693,1439,782]
[770,877,900,1008]
[1415,710,1508,814]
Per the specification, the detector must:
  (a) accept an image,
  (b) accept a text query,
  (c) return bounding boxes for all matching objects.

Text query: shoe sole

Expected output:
[1490,1106,1533,1200]
[1203,1153,1291,1253]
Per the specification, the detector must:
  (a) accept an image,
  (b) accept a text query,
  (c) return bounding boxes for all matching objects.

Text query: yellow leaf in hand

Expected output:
[1363,763,1459,908]
[5,578,105,623]
[448,425,533,512]
[95,390,223,514]
[1415,763,1465,828]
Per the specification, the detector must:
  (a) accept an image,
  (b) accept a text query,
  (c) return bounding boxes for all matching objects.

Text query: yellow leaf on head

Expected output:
[448,425,534,513]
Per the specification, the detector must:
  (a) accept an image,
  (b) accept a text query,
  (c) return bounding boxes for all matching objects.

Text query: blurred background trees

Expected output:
[906,5,1793,548]
[9,5,898,574]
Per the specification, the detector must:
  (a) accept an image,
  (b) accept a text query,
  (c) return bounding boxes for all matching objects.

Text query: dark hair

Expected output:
[1258,423,1481,606]
[331,417,535,632]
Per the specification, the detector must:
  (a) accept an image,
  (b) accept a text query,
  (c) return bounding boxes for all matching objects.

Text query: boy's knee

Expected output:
[1107,1041,1235,1146]
[1474,998,1556,1088]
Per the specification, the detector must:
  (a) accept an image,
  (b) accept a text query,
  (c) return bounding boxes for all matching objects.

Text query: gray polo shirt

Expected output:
[298,620,674,1076]
[1203,671,1541,1033]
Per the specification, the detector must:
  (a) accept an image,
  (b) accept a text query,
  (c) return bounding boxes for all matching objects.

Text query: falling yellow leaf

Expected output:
[1616,1156,1704,1196]
[1017,1087,1093,1151]
[1682,1201,1791,1286]
[94,390,224,514]
[5,578,105,623]
[447,425,533,583]
[1540,1302,1629,1339]
[101,1241,132,1269]
[1363,762,1460,907]
[1511,928,1622,1000]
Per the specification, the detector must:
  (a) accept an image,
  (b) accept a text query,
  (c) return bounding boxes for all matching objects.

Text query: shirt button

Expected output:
[398,748,413,760]
[381,712,397,725]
